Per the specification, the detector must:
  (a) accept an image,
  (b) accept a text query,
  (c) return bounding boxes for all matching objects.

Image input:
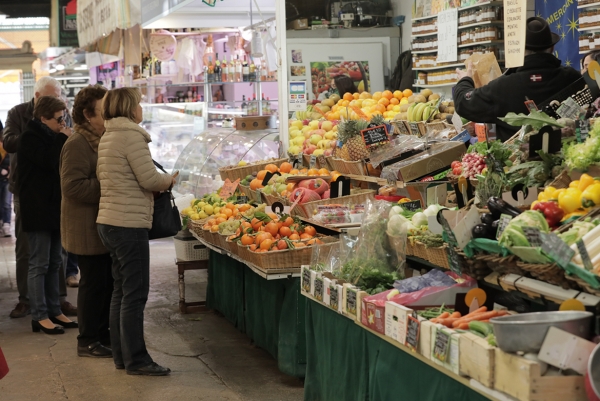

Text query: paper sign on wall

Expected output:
[504,0,527,68]
[437,8,458,63]
[289,81,307,112]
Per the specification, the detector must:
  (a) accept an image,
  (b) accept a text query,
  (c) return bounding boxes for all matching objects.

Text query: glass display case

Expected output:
[172,128,281,197]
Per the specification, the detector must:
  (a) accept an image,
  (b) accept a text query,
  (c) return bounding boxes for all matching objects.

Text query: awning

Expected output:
[77,0,141,50]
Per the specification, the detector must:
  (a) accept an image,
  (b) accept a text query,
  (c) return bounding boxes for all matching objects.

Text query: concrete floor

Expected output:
[0,234,304,401]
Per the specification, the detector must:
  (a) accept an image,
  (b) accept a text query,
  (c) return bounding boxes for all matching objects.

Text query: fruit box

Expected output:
[430,326,461,375]
[458,332,495,388]
[384,301,412,345]
[418,318,436,360]
[494,349,587,401]
[384,141,466,183]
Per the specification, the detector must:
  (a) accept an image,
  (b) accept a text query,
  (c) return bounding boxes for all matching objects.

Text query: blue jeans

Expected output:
[27,230,63,321]
[66,251,78,278]
[97,224,153,370]
[0,180,11,224]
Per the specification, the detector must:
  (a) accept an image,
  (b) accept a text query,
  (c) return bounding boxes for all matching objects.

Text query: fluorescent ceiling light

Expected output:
[49,68,57,73]
[55,64,65,71]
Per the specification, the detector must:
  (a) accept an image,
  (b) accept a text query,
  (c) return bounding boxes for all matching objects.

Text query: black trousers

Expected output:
[76,253,113,347]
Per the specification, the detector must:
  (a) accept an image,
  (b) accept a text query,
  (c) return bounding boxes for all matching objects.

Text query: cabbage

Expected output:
[388,205,404,219]
[387,214,409,236]
[423,204,443,218]
[498,210,549,248]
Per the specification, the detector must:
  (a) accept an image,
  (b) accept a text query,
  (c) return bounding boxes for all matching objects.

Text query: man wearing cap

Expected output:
[454,17,581,142]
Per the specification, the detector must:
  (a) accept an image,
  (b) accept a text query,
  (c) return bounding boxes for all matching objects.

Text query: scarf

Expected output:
[74,123,102,152]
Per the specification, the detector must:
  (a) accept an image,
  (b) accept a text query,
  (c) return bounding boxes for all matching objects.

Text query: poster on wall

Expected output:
[289,81,307,112]
[58,0,79,47]
[291,66,306,77]
[504,0,527,68]
[535,0,579,70]
[414,0,433,18]
[309,61,370,100]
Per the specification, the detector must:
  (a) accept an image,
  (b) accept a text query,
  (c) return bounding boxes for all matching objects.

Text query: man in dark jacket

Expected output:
[3,76,76,318]
[453,17,581,142]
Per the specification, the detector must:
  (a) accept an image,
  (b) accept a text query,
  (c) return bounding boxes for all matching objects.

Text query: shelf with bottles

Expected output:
[579,0,600,9]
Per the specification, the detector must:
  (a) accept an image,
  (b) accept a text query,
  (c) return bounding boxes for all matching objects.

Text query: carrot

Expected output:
[450,311,462,318]
[437,318,461,327]
[463,306,487,317]
[438,312,450,319]
[452,311,499,327]
[458,322,470,330]
[430,318,439,323]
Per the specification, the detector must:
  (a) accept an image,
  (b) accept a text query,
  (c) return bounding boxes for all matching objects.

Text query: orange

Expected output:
[330,171,341,181]
[265,164,278,173]
[294,242,307,248]
[343,92,353,101]
[279,226,292,237]
[241,234,254,246]
[307,168,319,176]
[248,244,257,251]
[259,239,274,250]
[216,217,226,224]
[389,98,400,105]
[222,208,233,217]
[402,89,413,98]
[265,221,280,237]
[353,92,360,99]
[286,183,296,192]
[277,240,288,250]
[255,232,273,246]
[267,212,278,221]
[299,168,308,174]
[290,169,299,175]
[318,168,330,176]
[279,162,293,173]
[225,202,235,210]
[304,226,317,236]
[238,204,251,212]
[211,225,219,232]
[281,216,294,227]
[382,90,393,100]
[341,100,350,107]
[378,97,390,107]
[372,91,382,101]
[306,238,324,245]
[250,179,263,190]
[393,90,403,100]
[256,170,268,180]
[374,104,386,114]
[300,232,313,240]
[289,233,300,241]
[207,219,216,226]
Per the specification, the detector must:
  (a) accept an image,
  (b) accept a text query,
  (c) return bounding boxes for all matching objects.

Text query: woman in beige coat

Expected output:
[60,85,112,358]
[96,88,174,376]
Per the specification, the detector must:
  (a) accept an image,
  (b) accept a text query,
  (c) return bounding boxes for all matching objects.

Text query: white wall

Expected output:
[390,0,413,54]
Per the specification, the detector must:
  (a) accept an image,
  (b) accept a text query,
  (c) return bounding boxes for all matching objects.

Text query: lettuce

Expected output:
[498,210,549,248]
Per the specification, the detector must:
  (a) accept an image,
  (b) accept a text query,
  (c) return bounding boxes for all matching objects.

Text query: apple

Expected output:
[308,120,320,129]
[293,136,305,146]
[324,131,335,140]
[321,121,333,131]
[302,119,310,126]
[301,126,312,135]
[317,139,331,149]
[309,134,323,146]
[289,129,301,138]
[330,140,337,148]
[304,145,317,155]
[291,120,303,129]
[288,145,301,155]
[321,190,330,199]
[312,149,325,157]
[324,149,333,156]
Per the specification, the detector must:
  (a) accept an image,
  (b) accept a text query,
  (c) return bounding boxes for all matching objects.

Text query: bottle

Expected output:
[235,56,242,82]
[241,95,248,115]
[207,56,214,82]
[261,60,268,81]
[250,61,256,82]
[266,97,271,115]
[192,87,197,101]
[229,56,234,82]
[251,94,257,115]
[203,34,216,70]
[221,57,228,82]
[242,56,250,82]
[214,53,221,82]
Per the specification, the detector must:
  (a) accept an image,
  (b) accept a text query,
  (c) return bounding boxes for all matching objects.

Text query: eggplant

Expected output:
[480,213,495,226]
[472,224,491,239]
[487,197,522,218]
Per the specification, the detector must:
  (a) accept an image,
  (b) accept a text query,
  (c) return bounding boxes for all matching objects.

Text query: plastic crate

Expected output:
[173,237,210,261]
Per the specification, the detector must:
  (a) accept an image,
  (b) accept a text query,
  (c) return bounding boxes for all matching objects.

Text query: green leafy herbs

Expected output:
[412,234,444,248]
[505,150,563,189]
[498,110,565,130]
[339,258,401,295]
[564,122,600,171]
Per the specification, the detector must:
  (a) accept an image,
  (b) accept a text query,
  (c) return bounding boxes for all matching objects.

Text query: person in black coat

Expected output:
[17,96,77,335]
[453,17,581,142]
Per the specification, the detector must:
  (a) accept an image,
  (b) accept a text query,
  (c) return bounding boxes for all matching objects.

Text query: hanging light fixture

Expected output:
[249,0,263,58]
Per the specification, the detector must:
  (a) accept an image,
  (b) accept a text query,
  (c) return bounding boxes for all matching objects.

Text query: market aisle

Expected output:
[0,234,304,401]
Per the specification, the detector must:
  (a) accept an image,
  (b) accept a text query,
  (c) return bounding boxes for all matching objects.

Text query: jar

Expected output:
[418,72,427,85]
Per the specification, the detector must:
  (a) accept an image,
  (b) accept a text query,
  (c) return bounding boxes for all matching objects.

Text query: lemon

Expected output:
[203,204,214,215]
[213,206,221,214]
[198,211,208,219]
[190,213,200,220]
[238,160,247,166]
[181,207,193,216]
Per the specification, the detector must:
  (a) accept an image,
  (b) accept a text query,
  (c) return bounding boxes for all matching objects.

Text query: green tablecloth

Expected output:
[206,250,306,378]
[304,300,491,401]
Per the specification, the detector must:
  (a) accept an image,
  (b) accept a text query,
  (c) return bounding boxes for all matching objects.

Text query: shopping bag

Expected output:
[0,346,9,380]
[148,160,181,240]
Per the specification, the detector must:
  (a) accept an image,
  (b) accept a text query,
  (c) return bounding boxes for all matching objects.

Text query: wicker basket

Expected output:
[477,253,524,276]
[343,160,367,175]
[188,220,206,240]
[330,158,349,174]
[173,238,210,261]
[204,230,221,248]
[224,237,239,255]
[412,241,429,260]
[246,236,338,270]
[457,250,493,280]
[301,154,331,170]
[425,245,451,270]
[564,273,599,295]
[239,185,263,203]
[517,262,576,289]
[237,242,253,261]
[218,158,287,182]
[261,191,291,206]
[291,189,376,219]
[548,170,571,189]
[406,238,416,256]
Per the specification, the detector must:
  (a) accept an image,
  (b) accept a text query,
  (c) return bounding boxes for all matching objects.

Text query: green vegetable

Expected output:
[558,220,599,246]
[498,210,550,248]
[498,110,564,130]
[468,321,493,337]
[487,334,497,347]
[412,234,444,248]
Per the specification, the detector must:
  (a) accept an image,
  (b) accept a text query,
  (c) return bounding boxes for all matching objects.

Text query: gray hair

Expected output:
[34,76,61,94]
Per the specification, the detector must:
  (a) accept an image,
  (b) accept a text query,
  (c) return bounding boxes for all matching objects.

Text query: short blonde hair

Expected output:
[102,87,141,121]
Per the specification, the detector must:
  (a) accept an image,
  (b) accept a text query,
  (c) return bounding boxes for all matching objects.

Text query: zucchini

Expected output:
[468,321,493,337]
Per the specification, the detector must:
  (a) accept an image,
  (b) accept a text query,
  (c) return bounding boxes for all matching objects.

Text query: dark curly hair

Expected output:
[72,84,107,125]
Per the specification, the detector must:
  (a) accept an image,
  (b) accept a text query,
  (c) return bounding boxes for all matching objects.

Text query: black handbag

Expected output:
[148,160,181,240]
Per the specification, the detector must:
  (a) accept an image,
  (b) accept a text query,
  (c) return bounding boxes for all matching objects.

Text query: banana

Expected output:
[414,103,428,121]
[407,103,417,121]
[423,105,433,122]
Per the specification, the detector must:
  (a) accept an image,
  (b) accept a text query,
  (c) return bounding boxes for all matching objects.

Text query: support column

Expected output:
[275,1,289,151]
[22,71,35,102]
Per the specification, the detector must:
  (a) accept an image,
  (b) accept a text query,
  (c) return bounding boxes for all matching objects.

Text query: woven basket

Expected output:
[330,158,349,174]
[247,236,338,270]
[301,154,331,170]
[406,238,416,256]
[224,237,239,255]
[413,241,429,260]
[517,262,576,289]
[476,253,524,276]
[237,242,253,261]
[457,250,493,280]
[291,189,376,219]
[239,185,263,203]
[218,158,287,182]
[188,220,206,240]
[343,160,367,176]
[425,245,451,270]
[564,273,598,295]
[548,170,571,189]
[204,230,221,248]
[261,191,291,206]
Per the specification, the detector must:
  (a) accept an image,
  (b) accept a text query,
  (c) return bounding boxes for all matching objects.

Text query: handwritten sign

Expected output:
[541,232,575,269]
[309,155,317,169]
[401,200,422,212]
[329,285,339,310]
[504,0,527,68]
[409,122,422,137]
[556,97,583,120]
[523,227,542,247]
[360,125,390,148]
[433,329,451,362]
[346,288,357,316]
[437,8,458,63]
[405,314,420,351]
[496,214,513,239]
[301,267,311,293]
[219,178,240,198]
[577,240,593,271]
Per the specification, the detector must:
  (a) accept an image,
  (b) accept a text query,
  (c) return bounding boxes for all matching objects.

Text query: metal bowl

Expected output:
[490,311,593,353]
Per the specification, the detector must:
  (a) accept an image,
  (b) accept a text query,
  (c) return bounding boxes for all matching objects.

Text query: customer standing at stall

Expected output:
[3,76,77,318]
[18,96,77,335]
[60,85,113,357]
[453,17,581,142]
[96,88,174,375]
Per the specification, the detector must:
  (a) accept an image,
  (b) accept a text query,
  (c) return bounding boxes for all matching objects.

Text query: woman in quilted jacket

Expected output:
[96,88,174,376]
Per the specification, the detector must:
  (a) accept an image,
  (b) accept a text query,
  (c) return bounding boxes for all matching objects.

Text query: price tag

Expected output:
[236,196,249,205]
[400,199,422,211]
[301,267,311,293]
[495,214,513,239]
[556,97,583,120]
[409,122,422,137]
[219,178,240,198]
[451,112,464,133]
[329,285,339,310]
[577,119,590,143]
[405,313,420,352]
[360,124,390,148]
[346,288,357,316]
[540,232,575,269]
[438,212,458,246]
[433,329,450,362]
[314,277,324,301]
[522,227,542,247]
[577,240,593,271]
[524,99,539,112]
[317,155,327,167]
[309,155,317,169]
[447,245,462,274]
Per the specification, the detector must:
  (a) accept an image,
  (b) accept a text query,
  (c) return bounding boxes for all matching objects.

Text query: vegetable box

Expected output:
[384,301,413,345]
[458,332,495,388]
[418,318,436,360]
[430,326,461,375]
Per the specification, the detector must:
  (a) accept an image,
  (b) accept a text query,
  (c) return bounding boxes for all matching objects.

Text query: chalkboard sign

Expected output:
[540,232,575,269]
[408,122,421,137]
[405,314,420,351]
[577,240,593,271]
[522,227,542,247]
[433,329,450,362]
[329,285,339,310]
[401,200,422,212]
[301,267,311,293]
[314,277,324,301]
[261,171,281,186]
[347,288,357,316]
[236,196,249,205]
[496,214,513,239]
[360,124,390,148]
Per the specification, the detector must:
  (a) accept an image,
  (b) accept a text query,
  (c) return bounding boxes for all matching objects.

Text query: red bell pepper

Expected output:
[532,201,564,227]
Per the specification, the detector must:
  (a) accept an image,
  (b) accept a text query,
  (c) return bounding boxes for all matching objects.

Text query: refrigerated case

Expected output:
[172,127,281,197]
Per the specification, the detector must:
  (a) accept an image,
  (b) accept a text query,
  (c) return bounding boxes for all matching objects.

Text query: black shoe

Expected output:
[10,302,30,318]
[50,316,78,329]
[115,364,125,370]
[60,301,78,316]
[31,320,64,335]
[77,342,112,358]
[126,362,171,376]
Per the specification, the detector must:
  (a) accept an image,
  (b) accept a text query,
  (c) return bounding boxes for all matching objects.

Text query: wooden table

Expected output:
[176,258,209,314]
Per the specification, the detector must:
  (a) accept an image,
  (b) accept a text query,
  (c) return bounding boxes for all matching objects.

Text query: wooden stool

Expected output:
[176,258,209,314]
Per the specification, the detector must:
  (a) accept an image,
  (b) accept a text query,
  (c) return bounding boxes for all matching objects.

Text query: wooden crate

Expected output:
[459,332,495,389]
[494,349,587,401]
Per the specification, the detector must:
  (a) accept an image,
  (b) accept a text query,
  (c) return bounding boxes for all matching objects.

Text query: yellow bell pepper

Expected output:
[569,180,580,189]
[558,188,583,214]
[578,174,595,192]
[538,192,550,202]
[530,200,540,210]
[581,183,600,208]
[552,188,566,200]
[560,210,587,222]
[544,186,557,195]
